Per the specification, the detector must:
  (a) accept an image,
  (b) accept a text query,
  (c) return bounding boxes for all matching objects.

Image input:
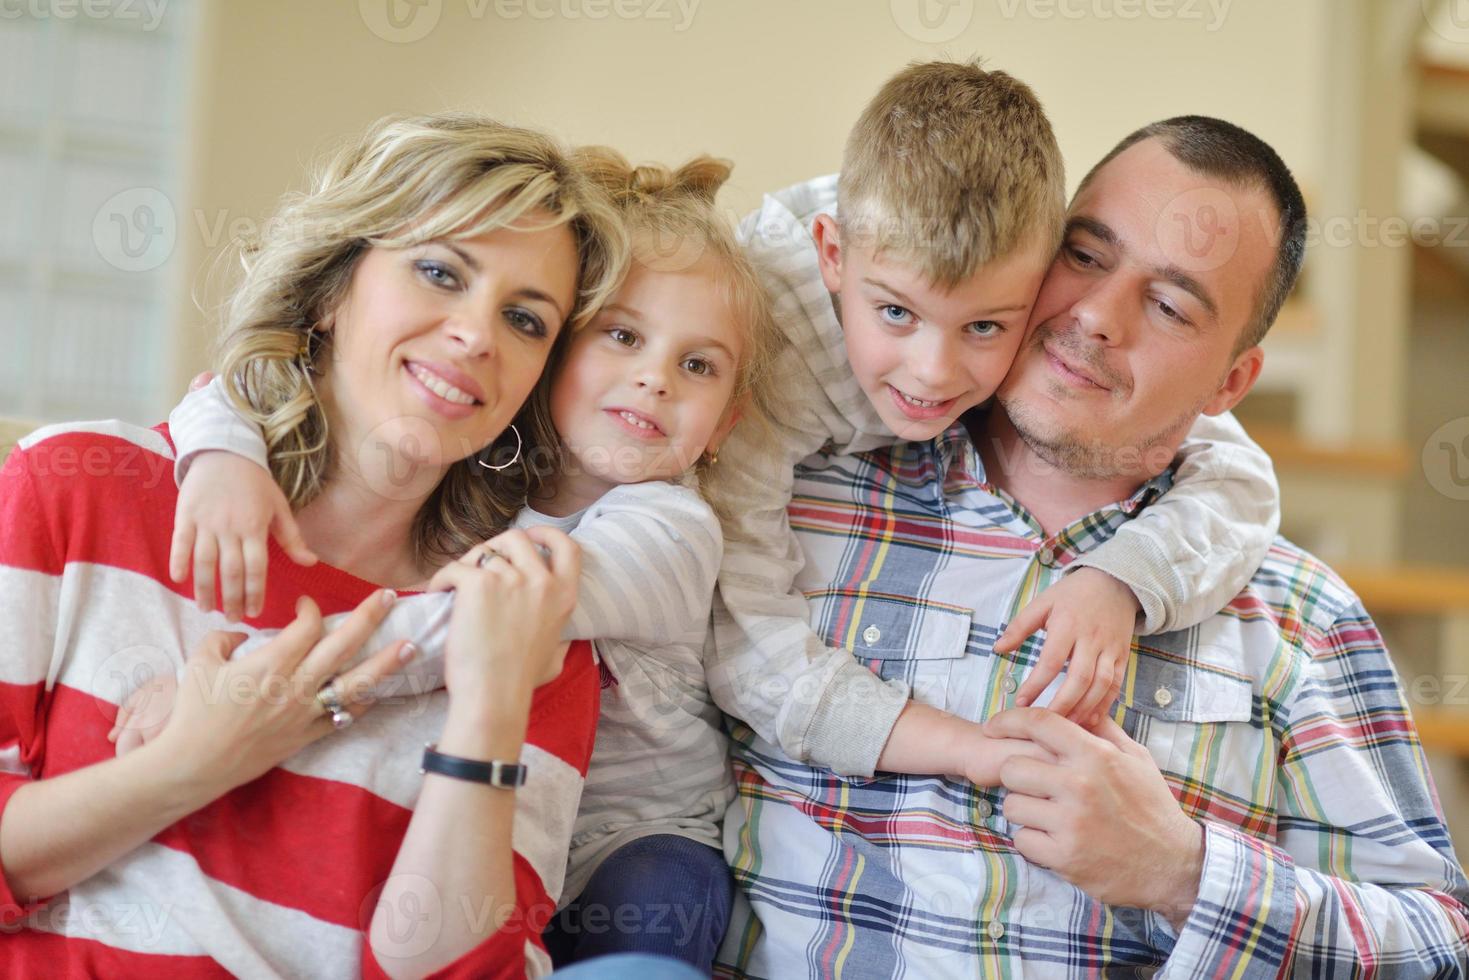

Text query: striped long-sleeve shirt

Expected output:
[716,417,1469,978]
[169,382,733,904]
[705,174,1283,777]
[0,421,602,978]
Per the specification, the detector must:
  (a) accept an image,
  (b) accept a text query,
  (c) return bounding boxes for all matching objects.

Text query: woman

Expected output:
[0,114,679,978]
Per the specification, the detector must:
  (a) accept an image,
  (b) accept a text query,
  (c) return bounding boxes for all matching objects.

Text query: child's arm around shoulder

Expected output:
[1002,412,1277,726]
[555,480,722,646]
[1067,409,1278,634]
[703,401,912,777]
[167,377,316,621]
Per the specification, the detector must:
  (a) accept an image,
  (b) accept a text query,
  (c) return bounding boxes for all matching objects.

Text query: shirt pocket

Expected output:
[803,589,974,714]
[1116,641,1256,794]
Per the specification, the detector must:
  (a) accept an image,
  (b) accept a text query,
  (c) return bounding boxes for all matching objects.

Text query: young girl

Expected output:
[122,149,814,970]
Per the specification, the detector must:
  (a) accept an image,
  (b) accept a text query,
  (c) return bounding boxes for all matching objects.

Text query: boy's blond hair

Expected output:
[839,59,1066,286]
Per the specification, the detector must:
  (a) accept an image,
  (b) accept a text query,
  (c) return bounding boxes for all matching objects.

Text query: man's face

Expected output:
[813,214,1052,441]
[996,138,1274,478]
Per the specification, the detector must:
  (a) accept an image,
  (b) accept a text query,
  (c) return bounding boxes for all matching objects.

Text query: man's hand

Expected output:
[985,707,1204,930]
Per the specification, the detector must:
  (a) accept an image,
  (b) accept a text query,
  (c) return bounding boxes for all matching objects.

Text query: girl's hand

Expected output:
[996,568,1140,726]
[427,528,582,700]
[108,672,179,757]
[168,451,318,621]
[152,590,414,794]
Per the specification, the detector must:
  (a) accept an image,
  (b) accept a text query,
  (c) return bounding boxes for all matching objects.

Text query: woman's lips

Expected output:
[404,363,478,420]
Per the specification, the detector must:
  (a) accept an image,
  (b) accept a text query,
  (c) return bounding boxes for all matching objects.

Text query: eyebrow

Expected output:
[602,302,644,321]
[443,241,569,321]
[1065,216,1220,322]
[860,276,1030,316]
[689,335,737,360]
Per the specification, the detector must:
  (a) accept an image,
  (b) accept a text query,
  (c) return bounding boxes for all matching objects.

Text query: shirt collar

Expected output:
[924,413,1175,559]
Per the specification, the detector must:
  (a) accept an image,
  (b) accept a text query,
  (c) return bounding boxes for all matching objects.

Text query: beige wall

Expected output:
[173,0,1328,387]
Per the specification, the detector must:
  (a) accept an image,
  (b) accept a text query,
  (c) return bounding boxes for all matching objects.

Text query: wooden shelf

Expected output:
[1336,563,1469,616]
[1247,425,1413,480]
[1415,707,1469,759]
[1419,60,1469,139]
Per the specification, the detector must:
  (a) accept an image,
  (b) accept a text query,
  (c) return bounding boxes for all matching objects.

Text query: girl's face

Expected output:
[551,257,743,494]
[320,216,579,499]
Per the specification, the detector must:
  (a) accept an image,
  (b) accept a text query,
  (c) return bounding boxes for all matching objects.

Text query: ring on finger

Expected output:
[475,548,502,569]
[315,678,353,732]
[316,677,346,716]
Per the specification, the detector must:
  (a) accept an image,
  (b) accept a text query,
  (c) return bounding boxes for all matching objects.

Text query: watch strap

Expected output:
[419,744,527,788]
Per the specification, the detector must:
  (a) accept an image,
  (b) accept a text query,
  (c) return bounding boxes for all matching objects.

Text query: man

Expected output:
[715,117,1469,977]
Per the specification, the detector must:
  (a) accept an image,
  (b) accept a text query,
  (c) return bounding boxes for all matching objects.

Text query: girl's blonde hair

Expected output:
[213,113,628,570]
[570,146,786,518]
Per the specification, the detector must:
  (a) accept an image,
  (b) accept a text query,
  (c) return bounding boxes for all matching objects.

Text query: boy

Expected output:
[705,59,1277,782]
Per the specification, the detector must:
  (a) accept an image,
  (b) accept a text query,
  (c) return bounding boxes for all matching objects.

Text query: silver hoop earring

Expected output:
[478,424,522,472]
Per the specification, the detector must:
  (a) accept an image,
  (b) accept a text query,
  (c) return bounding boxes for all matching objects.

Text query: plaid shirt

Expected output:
[716,418,1469,978]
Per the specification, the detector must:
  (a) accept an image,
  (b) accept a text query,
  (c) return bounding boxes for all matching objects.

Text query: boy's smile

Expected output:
[811,213,1053,441]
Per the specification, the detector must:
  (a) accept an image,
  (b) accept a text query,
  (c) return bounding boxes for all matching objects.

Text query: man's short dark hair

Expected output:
[1076,116,1308,352]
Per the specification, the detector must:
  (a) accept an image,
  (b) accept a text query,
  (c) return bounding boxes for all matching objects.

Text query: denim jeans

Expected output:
[544,834,734,971]
[548,952,705,979]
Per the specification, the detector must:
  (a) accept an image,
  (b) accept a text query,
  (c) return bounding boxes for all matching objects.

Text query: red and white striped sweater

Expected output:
[0,420,600,979]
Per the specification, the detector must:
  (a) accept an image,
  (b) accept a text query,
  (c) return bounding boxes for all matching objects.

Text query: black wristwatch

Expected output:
[420,744,528,789]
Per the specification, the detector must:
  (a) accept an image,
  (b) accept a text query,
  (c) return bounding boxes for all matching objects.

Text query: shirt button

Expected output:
[1002,675,1018,694]
[1154,686,1174,708]
[976,799,993,819]
[986,919,1005,940]
[1037,546,1055,566]
[863,625,882,646]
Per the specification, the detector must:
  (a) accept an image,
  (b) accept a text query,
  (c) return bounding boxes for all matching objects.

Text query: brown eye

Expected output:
[681,356,713,376]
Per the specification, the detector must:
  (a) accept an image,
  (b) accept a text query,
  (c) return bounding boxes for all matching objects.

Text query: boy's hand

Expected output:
[168,451,317,621]
[957,725,1057,788]
[995,568,1140,726]
[108,672,179,756]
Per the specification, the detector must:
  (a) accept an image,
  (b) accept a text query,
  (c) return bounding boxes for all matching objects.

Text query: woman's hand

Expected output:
[427,527,581,701]
[152,590,415,795]
[108,672,179,756]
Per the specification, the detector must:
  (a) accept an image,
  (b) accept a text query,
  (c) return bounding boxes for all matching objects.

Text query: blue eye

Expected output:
[415,260,460,288]
[968,321,1003,337]
[505,308,547,338]
[879,304,914,325]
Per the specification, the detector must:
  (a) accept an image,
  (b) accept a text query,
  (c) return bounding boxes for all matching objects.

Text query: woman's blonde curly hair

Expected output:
[212,114,628,570]
[568,146,787,521]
